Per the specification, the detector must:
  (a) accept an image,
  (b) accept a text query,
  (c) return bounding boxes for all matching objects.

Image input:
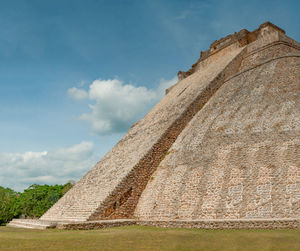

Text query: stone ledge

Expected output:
[7,219,57,229]
[52,218,300,230]
[56,219,137,230]
[8,218,300,230]
[137,219,300,230]
[224,54,300,84]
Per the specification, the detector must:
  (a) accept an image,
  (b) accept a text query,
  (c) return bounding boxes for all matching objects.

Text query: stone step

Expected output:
[7,219,137,230]
[7,219,57,229]
[41,216,88,221]
[56,219,137,230]
[8,222,47,230]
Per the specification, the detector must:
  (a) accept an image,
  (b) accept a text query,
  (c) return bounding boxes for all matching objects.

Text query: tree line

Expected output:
[0,182,74,225]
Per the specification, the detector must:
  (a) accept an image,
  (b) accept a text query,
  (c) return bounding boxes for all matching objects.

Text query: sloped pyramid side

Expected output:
[135,25,300,221]
[41,34,246,222]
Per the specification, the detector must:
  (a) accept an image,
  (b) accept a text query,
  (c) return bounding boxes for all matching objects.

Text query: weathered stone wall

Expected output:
[138,219,300,230]
[41,35,245,222]
[56,220,137,230]
[88,47,245,220]
[239,42,300,71]
[135,43,300,221]
[56,219,300,230]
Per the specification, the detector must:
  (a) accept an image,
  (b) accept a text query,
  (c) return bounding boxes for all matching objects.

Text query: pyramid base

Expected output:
[7,218,300,230]
[7,219,137,230]
[138,219,300,230]
[56,219,137,230]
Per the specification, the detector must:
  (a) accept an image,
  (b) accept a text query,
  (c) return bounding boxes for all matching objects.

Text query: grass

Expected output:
[1,226,300,251]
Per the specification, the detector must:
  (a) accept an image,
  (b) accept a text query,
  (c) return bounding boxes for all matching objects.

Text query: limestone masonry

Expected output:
[8,22,300,230]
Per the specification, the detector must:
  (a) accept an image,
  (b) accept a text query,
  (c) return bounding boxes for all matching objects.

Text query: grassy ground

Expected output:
[1,226,300,251]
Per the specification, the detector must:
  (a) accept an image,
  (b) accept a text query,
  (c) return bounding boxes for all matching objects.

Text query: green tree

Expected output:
[18,183,74,218]
[0,182,74,224]
[0,187,19,225]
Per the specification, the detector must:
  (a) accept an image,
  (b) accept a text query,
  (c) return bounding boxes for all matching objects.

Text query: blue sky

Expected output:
[0,0,299,191]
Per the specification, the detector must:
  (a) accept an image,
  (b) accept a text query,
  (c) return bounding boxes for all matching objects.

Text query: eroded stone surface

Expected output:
[135,42,300,221]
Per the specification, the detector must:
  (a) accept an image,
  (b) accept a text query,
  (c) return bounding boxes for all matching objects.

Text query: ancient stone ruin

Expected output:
[8,22,300,229]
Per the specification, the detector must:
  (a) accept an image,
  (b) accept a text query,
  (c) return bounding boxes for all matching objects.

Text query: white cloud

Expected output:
[157,76,177,94]
[69,77,177,135]
[0,141,95,191]
[48,141,93,161]
[67,87,89,100]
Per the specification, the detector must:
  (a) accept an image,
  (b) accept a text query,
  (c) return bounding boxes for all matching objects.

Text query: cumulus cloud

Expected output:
[67,87,89,100]
[69,77,177,135]
[0,141,95,191]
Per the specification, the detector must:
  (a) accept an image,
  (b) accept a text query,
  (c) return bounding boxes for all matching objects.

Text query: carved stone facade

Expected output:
[9,22,300,230]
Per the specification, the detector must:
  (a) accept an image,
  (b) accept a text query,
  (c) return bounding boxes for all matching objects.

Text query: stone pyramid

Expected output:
[9,22,300,230]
